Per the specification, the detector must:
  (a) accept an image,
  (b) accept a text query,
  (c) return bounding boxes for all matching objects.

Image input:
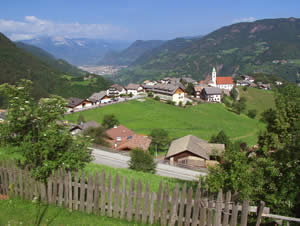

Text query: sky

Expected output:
[1,0,299,41]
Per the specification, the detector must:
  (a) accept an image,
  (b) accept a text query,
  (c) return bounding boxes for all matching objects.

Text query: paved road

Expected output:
[92,148,207,181]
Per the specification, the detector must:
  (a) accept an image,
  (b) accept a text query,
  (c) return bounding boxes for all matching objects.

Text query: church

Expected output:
[209,67,234,91]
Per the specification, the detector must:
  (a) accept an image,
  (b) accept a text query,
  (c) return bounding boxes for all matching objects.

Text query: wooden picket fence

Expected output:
[0,159,268,226]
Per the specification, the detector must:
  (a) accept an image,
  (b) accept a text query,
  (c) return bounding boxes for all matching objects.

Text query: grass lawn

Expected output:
[238,87,275,118]
[65,98,265,146]
[0,198,154,226]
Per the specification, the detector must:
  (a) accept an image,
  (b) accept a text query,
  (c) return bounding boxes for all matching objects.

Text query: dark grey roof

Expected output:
[126,83,140,90]
[89,91,107,101]
[110,84,124,91]
[182,77,196,84]
[166,135,225,160]
[203,87,222,95]
[67,98,85,108]
[80,121,100,131]
[151,83,185,95]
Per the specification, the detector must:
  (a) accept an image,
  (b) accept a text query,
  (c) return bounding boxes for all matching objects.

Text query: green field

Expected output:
[0,198,154,226]
[65,98,265,146]
[238,87,275,117]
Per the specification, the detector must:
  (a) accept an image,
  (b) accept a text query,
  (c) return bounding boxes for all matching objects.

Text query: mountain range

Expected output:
[114,18,300,84]
[20,37,131,65]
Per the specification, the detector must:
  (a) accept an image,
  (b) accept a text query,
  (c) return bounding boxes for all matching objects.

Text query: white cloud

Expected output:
[233,17,257,24]
[0,16,129,40]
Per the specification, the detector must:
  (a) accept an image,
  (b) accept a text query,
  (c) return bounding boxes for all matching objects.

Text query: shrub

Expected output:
[166,100,173,105]
[129,148,156,173]
[242,86,248,91]
[102,114,119,129]
[154,96,160,101]
[77,114,86,124]
[178,101,182,107]
[83,126,109,146]
[185,101,192,106]
[148,91,153,98]
[129,93,133,98]
[247,109,257,118]
[230,88,238,101]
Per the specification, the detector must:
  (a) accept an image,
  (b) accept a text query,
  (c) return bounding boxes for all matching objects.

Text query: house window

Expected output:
[116,137,121,141]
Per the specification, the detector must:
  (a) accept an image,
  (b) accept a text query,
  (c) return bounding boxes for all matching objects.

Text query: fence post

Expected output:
[18,168,23,198]
[169,184,180,226]
[86,173,94,214]
[79,171,85,212]
[107,174,113,217]
[58,168,64,207]
[177,183,187,226]
[73,171,79,210]
[149,192,156,225]
[68,171,72,209]
[161,183,169,226]
[215,190,223,226]
[240,200,249,226]
[184,187,193,226]
[63,169,69,208]
[199,191,208,226]
[100,170,106,216]
[135,180,143,222]
[47,175,53,204]
[154,181,163,223]
[24,167,29,199]
[230,193,239,226]
[126,178,135,221]
[113,174,120,219]
[52,170,58,205]
[207,194,214,226]
[256,201,265,226]
[192,184,202,226]
[142,182,150,224]
[120,176,127,219]
[93,171,100,215]
[222,191,231,226]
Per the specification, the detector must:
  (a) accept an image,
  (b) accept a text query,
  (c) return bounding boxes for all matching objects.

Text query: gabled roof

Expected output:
[106,125,135,140]
[216,77,234,85]
[203,87,222,95]
[70,121,100,132]
[182,77,196,84]
[89,91,108,101]
[117,134,152,151]
[166,135,225,160]
[110,84,124,91]
[126,83,141,90]
[67,98,85,108]
[194,85,206,92]
[151,83,185,95]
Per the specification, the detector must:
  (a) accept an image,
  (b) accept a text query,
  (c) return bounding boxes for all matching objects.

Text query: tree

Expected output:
[77,114,86,124]
[148,91,153,97]
[154,96,160,101]
[185,101,192,106]
[149,128,170,156]
[102,114,119,129]
[129,148,156,173]
[230,88,238,101]
[83,126,108,146]
[242,86,248,91]
[0,80,92,181]
[209,130,232,147]
[128,93,133,98]
[185,83,195,96]
[247,109,257,118]
[233,97,247,114]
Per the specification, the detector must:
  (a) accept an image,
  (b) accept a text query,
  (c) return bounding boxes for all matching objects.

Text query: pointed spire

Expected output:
[213,67,216,73]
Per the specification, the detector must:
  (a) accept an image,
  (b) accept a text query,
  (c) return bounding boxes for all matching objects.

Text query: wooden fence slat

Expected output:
[4,162,9,195]
[222,191,232,226]
[93,171,100,215]
[52,170,58,205]
[192,184,202,226]
[35,180,39,198]
[177,183,186,226]
[68,171,72,209]
[12,160,18,197]
[215,190,223,226]
[64,170,69,208]
[169,184,180,226]
[79,171,85,212]
[161,183,169,226]
[199,191,208,226]
[100,171,106,216]
[149,192,156,225]
[18,168,23,198]
[135,180,143,222]
[107,174,113,217]
[184,187,193,226]
[86,173,94,214]
[7,160,12,196]
[120,176,127,219]
[126,178,135,221]
[154,181,163,223]
[113,174,121,219]
[58,169,64,207]
[230,193,239,226]
[0,160,3,194]
[142,182,150,224]
[0,161,6,195]
[29,176,34,200]
[24,168,29,199]
[256,201,265,226]
[74,171,79,210]
[240,200,249,226]
[40,182,47,202]
[207,194,214,226]
[47,175,53,204]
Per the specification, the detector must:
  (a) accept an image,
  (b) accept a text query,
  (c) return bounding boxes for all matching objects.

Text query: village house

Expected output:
[107,84,126,97]
[0,109,6,123]
[143,80,157,86]
[257,82,271,90]
[194,85,206,98]
[146,83,185,105]
[201,87,222,102]
[106,125,151,151]
[210,67,234,91]
[181,77,198,85]
[165,135,225,168]
[125,83,144,96]
[241,75,255,83]
[89,91,111,105]
[275,81,283,85]
[67,98,93,113]
[69,121,100,135]
[236,80,252,87]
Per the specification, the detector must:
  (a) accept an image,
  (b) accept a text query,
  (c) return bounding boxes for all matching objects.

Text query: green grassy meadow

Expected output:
[0,198,154,226]
[65,98,265,146]
[238,87,275,117]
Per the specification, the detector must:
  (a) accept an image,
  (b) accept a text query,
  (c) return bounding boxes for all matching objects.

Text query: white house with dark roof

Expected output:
[200,87,222,102]
[67,98,93,112]
[125,83,144,96]
[89,91,111,105]
[107,84,126,97]
[147,83,185,104]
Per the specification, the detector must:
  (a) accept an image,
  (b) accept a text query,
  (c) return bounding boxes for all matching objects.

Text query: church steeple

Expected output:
[212,67,217,86]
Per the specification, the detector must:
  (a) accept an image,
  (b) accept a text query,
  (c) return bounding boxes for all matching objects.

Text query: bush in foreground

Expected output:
[129,148,156,174]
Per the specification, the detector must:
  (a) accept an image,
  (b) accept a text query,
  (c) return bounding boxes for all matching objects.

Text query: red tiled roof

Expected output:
[106,125,135,140]
[117,134,152,151]
[216,77,234,85]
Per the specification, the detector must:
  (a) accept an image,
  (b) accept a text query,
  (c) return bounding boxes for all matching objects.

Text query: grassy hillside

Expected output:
[65,99,265,146]
[238,87,276,117]
[115,18,300,84]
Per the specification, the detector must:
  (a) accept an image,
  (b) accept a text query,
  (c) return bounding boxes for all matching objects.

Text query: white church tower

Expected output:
[212,67,217,87]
